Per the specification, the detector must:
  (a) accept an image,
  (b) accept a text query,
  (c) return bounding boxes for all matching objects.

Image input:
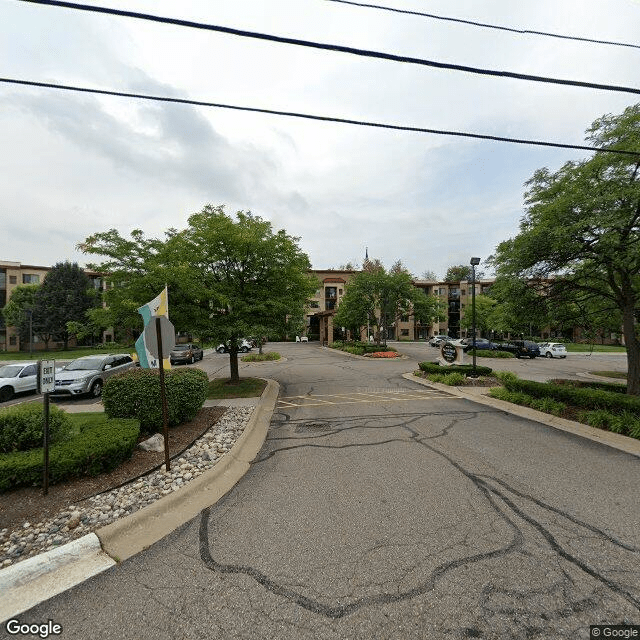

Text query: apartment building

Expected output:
[304,269,493,344]
[0,260,109,352]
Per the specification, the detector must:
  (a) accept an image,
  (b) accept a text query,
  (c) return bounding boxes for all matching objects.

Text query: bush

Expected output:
[467,349,514,359]
[489,387,535,406]
[0,402,73,453]
[241,352,281,362]
[500,376,640,416]
[332,341,397,355]
[529,397,566,416]
[0,414,139,491]
[103,368,209,434]
[442,372,466,386]
[495,371,519,384]
[418,362,493,377]
[548,378,627,394]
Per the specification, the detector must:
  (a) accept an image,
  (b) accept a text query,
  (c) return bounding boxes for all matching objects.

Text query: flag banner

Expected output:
[135,287,171,369]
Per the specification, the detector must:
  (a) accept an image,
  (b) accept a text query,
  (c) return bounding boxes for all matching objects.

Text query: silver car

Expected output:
[0,362,38,402]
[52,354,135,398]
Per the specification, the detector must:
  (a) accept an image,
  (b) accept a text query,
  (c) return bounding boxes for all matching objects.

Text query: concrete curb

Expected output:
[404,373,640,458]
[0,534,115,622]
[0,379,279,622]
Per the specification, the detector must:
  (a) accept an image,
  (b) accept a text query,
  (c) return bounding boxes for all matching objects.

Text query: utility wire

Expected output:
[2,77,639,157]
[325,0,640,51]
[16,0,640,97]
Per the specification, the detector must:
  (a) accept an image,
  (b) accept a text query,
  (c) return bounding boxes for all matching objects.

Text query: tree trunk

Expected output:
[229,346,240,383]
[258,338,263,355]
[622,303,640,395]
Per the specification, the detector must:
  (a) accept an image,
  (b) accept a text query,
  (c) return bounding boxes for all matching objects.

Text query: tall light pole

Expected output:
[470,257,481,378]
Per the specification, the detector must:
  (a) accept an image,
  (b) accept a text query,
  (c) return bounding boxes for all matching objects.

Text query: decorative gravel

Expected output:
[0,406,253,569]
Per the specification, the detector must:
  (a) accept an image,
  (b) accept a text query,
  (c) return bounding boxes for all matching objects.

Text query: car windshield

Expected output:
[64,358,105,371]
[173,346,190,351]
[0,365,23,378]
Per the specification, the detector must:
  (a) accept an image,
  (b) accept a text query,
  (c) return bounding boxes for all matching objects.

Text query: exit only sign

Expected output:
[38,360,56,394]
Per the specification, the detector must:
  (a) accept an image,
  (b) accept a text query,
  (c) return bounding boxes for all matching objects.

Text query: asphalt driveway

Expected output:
[11,343,639,640]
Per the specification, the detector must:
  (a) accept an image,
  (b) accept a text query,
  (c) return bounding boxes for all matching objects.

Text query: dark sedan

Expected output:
[170,343,204,365]
[493,340,540,359]
[459,338,497,352]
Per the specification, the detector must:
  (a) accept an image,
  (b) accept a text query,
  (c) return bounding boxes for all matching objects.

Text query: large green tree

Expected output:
[491,104,640,394]
[335,260,445,345]
[1,284,39,346]
[81,205,316,382]
[22,263,99,350]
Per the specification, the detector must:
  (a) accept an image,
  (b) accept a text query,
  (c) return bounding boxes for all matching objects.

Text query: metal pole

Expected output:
[43,391,50,495]
[29,310,33,358]
[472,264,477,377]
[155,317,170,471]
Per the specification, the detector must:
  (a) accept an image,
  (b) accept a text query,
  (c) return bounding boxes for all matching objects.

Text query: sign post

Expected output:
[144,316,176,471]
[38,360,55,496]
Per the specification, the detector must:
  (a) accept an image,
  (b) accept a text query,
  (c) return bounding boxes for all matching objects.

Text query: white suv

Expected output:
[539,342,568,358]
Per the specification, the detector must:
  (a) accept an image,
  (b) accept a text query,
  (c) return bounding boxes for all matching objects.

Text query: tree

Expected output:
[490,104,640,394]
[172,206,317,381]
[420,269,438,281]
[444,265,472,282]
[80,205,317,383]
[32,262,100,350]
[459,294,498,336]
[1,284,38,346]
[335,260,445,345]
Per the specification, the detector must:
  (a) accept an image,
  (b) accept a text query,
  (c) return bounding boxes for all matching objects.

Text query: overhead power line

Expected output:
[16,0,640,97]
[325,0,640,51]
[2,77,639,157]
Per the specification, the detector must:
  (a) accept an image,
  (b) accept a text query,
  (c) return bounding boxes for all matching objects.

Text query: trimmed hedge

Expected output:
[0,402,73,453]
[331,341,398,356]
[548,378,627,394]
[418,362,493,377]
[102,367,209,434]
[466,349,514,359]
[501,376,640,416]
[0,415,139,492]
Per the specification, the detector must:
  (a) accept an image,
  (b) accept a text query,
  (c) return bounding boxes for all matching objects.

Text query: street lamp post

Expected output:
[470,257,481,378]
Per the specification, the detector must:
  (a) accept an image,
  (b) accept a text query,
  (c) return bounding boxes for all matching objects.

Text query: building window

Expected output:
[309,301,319,309]
[401,329,409,336]
[9,276,16,285]
[9,336,17,346]
[22,274,40,284]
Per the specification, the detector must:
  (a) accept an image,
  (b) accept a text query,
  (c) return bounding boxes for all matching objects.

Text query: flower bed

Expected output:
[364,351,399,358]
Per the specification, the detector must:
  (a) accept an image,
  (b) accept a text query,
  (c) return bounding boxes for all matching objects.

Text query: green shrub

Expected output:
[418,362,493,376]
[443,372,466,386]
[332,341,397,355]
[0,414,139,491]
[529,397,566,416]
[0,402,73,453]
[500,377,640,416]
[467,349,514,359]
[103,368,209,434]
[495,371,519,384]
[241,352,281,362]
[427,373,446,383]
[548,378,627,394]
[489,387,534,407]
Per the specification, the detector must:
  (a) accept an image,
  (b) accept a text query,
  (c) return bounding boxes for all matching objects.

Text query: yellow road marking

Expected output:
[277,389,452,408]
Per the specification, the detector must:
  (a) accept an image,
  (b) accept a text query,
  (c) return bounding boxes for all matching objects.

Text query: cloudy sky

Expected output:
[1,0,639,278]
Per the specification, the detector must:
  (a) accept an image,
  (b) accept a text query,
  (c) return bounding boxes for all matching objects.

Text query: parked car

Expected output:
[459,338,497,352]
[494,340,541,359]
[429,335,451,347]
[0,362,38,402]
[170,343,204,365]
[216,339,253,354]
[539,342,568,358]
[52,354,136,398]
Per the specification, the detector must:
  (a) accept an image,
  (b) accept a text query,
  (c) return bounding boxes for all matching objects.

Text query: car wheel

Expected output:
[0,386,14,402]
[241,346,249,353]
[545,352,553,358]
[216,347,225,354]
[190,355,195,364]
[515,353,520,359]
[90,380,103,398]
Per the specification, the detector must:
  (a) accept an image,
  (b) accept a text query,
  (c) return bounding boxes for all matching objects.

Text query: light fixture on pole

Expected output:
[470,257,481,378]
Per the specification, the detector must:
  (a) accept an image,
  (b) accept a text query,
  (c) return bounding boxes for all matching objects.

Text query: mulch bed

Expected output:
[0,406,227,532]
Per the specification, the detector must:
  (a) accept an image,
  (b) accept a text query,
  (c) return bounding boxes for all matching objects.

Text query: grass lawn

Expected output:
[241,352,281,362]
[0,345,132,363]
[563,343,626,353]
[207,377,267,399]
[66,411,126,435]
[590,371,628,379]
